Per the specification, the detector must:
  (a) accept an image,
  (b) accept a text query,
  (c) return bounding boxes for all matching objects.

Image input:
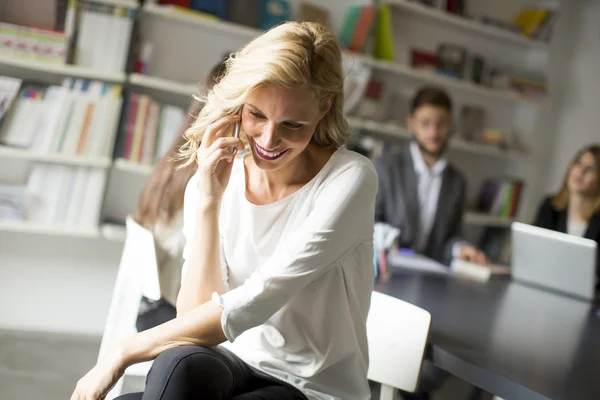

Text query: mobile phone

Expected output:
[233,119,241,138]
[231,109,242,154]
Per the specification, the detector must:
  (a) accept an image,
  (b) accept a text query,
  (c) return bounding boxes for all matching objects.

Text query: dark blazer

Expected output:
[374,147,467,265]
[533,196,600,281]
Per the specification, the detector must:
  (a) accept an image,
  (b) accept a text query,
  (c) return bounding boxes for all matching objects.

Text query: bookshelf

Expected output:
[386,0,549,50]
[0,146,112,168]
[0,2,549,238]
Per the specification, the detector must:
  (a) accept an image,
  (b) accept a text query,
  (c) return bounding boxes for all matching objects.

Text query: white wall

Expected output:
[541,0,600,194]
[0,232,121,335]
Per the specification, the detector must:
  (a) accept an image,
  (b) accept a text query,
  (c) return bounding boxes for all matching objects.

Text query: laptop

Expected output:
[511,222,598,302]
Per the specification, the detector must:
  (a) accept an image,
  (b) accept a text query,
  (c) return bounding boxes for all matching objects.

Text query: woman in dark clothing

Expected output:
[534,144,600,281]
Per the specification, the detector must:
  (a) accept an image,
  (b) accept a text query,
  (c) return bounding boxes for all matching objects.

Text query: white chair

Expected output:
[367,291,432,400]
[99,217,160,399]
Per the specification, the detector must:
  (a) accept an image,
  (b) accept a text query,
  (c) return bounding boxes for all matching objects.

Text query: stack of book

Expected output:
[113,93,186,166]
[26,164,106,230]
[0,77,123,159]
[0,21,68,64]
[74,1,135,72]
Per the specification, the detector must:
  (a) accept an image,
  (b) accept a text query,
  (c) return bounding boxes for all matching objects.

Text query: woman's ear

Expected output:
[320,95,333,118]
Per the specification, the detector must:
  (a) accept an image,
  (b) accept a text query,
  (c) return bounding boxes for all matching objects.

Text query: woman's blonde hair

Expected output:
[552,144,600,219]
[179,21,348,165]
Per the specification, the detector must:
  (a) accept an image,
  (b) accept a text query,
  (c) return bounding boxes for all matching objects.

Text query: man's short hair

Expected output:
[410,86,452,115]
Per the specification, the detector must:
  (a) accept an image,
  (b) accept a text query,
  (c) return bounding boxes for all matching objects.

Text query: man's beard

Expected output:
[414,135,448,159]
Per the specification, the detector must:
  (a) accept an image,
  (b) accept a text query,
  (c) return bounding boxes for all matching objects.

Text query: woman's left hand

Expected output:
[70,351,125,400]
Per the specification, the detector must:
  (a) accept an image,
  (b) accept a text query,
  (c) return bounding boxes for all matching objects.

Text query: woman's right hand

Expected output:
[195,114,245,205]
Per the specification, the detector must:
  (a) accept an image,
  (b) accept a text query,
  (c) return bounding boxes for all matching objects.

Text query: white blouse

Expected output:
[182,148,377,400]
[567,219,588,238]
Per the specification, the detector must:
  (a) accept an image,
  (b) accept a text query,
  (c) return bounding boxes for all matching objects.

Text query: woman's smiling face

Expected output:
[241,84,324,172]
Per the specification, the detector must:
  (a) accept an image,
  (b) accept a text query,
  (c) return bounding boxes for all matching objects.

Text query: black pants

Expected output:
[115,346,307,400]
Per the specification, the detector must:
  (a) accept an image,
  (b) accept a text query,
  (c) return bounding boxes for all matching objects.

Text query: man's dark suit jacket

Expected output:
[534,196,600,282]
[374,147,467,265]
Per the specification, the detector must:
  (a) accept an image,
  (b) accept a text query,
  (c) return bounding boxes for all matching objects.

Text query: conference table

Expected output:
[376,258,600,400]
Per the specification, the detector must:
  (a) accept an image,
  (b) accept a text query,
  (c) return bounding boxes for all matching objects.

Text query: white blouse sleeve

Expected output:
[214,160,377,342]
[180,174,230,290]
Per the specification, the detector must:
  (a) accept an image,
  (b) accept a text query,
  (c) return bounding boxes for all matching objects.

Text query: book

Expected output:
[74,3,135,72]
[0,22,68,63]
[113,94,186,166]
[0,184,27,222]
[436,43,467,79]
[459,105,486,142]
[373,5,395,61]
[227,0,261,28]
[339,6,361,49]
[24,164,106,229]
[0,76,22,125]
[259,0,290,31]
[476,178,524,219]
[191,0,227,19]
[348,7,375,53]
[26,164,106,229]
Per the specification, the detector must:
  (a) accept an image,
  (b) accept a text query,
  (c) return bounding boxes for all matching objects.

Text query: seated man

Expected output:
[374,86,488,266]
[374,86,490,399]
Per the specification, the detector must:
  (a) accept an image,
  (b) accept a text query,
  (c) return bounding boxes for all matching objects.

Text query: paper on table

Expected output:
[451,259,511,283]
[388,251,449,275]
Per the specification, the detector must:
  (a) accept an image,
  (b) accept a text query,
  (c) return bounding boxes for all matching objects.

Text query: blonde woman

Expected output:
[72,21,377,400]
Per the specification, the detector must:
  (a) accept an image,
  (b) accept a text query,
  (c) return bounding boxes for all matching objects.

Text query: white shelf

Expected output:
[0,146,112,168]
[101,223,127,242]
[349,53,537,104]
[84,0,139,9]
[0,56,126,83]
[129,73,198,98]
[0,221,101,238]
[138,4,539,105]
[387,0,549,50]
[463,212,514,228]
[347,117,523,158]
[113,158,154,175]
[143,3,262,38]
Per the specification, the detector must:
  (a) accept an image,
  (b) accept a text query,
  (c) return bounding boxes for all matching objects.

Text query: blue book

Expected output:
[259,0,290,30]
[191,0,227,19]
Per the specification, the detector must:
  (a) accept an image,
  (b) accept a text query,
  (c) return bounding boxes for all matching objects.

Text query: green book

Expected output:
[339,6,361,49]
[373,5,395,61]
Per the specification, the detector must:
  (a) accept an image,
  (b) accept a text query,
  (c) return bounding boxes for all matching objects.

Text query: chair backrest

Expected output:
[124,217,162,300]
[98,216,161,360]
[367,291,432,393]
